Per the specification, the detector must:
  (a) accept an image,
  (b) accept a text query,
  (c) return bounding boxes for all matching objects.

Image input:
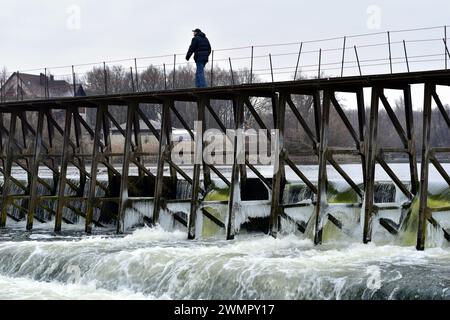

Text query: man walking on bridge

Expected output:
[186,28,211,88]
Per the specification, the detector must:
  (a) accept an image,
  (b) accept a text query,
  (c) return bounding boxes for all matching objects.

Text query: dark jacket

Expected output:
[186,32,211,63]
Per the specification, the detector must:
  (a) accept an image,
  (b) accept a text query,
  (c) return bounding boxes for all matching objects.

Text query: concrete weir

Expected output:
[1,69,450,250]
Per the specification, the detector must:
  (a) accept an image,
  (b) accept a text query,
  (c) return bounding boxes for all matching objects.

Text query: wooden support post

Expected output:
[85,105,104,234]
[19,112,32,223]
[45,110,58,195]
[417,83,434,251]
[269,93,287,238]
[188,98,207,239]
[0,113,18,228]
[314,89,331,245]
[233,98,247,185]
[117,103,135,233]
[55,108,73,232]
[73,109,87,197]
[153,100,171,224]
[133,106,145,178]
[102,107,114,184]
[363,87,380,244]
[404,85,419,195]
[313,91,322,149]
[166,101,177,186]
[19,113,30,169]
[200,99,212,190]
[227,96,245,240]
[356,88,367,188]
[0,113,4,169]
[27,111,44,230]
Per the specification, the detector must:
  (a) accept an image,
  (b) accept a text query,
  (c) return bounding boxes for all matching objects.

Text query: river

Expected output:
[0,163,449,300]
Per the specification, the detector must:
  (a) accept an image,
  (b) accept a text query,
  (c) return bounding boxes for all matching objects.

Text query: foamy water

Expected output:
[1,163,450,299]
[0,226,449,300]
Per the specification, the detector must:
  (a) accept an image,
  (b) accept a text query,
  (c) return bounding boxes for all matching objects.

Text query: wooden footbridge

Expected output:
[0,69,450,250]
[2,24,450,249]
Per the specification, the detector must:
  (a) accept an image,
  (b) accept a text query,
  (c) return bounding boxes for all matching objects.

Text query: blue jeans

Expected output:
[195,62,207,88]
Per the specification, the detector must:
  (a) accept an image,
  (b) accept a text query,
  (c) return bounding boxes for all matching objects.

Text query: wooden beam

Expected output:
[169,103,195,140]
[227,96,245,240]
[328,156,363,198]
[314,89,331,245]
[404,85,419,195]
[244,98,272,141]
[363,87,379,244]
[199,99,212,189]
[133,105,145,178]
[153,100,171,224]
[85,105,105,234]
[188,98,207,239]
[26,110,44,230]
[233,97,247,185]
[379,92,409,148]
[73,109,87,197]
[136,106,160,141]
[269,92,286,238]
[55,108,73,232]
[376,155,413,199]
[417,83,434,251]
[430,155,450,187]
[117,103,135,233]
[356,88,367,188]
[286,97,318,148]
[331,95,360,146]
[0,112,18,227]
[283,154,317,194]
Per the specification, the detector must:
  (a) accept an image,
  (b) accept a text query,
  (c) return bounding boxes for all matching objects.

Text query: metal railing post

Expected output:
[269,54,274,83]
[103,62,108,94]
[173,54,176,89]
[403,40,410,72]
[163,63,167,90]
[388,31,392,74]
[134,58,140,92]
[250,46,254,84]
[72,65,76,96]
[229,58,235,85]
[354,46,362,76]
[318,49,322,79]
[130,67,135,92]
[445,26,448,69]
[341,36,347,77]
[294,42,303,81]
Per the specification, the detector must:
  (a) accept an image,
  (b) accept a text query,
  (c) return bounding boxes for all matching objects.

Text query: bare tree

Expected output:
[0,66,8,83]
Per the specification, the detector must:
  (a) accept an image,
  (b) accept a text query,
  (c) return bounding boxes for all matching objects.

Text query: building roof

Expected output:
[0,72,81,99]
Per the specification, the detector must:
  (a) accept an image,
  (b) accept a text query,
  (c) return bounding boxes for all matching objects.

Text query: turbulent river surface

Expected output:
[0,164,449,300]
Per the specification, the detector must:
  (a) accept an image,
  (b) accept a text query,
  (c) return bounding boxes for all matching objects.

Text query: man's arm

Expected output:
[186,38,198,61]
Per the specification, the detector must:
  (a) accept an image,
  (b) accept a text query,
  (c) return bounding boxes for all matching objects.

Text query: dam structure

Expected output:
[1,26,450,251]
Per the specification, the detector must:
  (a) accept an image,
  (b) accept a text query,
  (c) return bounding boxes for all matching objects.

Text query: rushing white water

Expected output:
[0,227,449,300]
[1,164,450,299]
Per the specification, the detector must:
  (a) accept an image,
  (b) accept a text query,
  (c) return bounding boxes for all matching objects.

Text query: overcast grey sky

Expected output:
[1,0,450,71]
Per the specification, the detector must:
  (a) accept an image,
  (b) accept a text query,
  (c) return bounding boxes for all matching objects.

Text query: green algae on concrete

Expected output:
[400,187,450,247]
[327,182,360,204]
[202,187,229,238]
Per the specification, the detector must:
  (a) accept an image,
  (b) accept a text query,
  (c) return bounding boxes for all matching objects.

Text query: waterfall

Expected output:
[282,183,314,204]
